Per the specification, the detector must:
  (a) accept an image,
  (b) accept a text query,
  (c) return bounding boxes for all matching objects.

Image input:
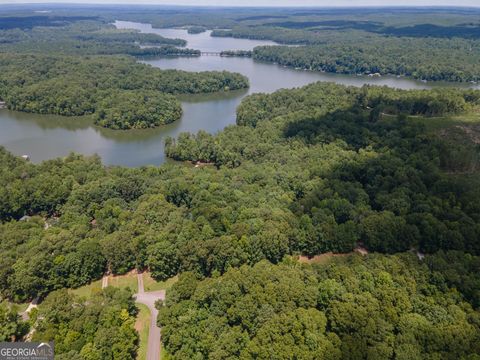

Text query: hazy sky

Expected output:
[1,0,479,6]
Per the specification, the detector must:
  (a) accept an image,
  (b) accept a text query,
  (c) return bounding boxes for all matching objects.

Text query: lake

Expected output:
[0,21,477,166]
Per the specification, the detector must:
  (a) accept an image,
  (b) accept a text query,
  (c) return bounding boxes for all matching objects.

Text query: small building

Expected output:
[0,101,6,109]
[21,155,30,161]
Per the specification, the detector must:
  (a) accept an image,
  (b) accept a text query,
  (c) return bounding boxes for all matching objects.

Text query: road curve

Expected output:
[135,273,165,360]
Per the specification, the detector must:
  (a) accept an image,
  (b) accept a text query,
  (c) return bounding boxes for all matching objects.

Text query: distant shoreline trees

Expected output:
[0,53,249,130]
[212,26,480,82]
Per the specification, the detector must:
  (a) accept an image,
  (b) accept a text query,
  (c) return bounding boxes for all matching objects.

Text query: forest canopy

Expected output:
[0,53,248,129]
[0,14,248,130]
[1,7,480,359]
[1,82,479,304]
[209,14,480,82]
[0,18,188,56]
[95,90,183,130]
[251,39,480,82]
[33,287,138,360]
[159,254,480,359]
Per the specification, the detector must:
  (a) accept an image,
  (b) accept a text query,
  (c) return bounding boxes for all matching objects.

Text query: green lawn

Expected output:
[16,302,30,313]
[408,112,480,132]
[69,273,138,299]
[69,272,176,300]
[143,273,178,292]
[109,272,138,293]
[7,302,30,314]
[135,303,150,360]
[69,279,103,299]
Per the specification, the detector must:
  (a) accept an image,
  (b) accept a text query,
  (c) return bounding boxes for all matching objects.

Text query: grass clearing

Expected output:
[69,271,138,300]
[298,253,345,265]
[297,247,368,265]
[143,273,178,292]
[135,303,150,360]
[109,272,138,293]
[69,279,103,299]
[6,302,30,314]
[15,302,30,313]
[408,112,480,132]
[68,272,176,302]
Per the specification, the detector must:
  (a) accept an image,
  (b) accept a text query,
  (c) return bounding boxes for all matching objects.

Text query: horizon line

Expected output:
[2,2,480,7]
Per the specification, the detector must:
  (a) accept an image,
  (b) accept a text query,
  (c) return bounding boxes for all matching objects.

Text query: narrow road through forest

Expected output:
[135,273,166,360]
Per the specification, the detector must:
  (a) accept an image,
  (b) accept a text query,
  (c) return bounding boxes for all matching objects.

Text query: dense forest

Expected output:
[251,38,480,82]
[0,53,248,129]
[159,254,480,359]
[220,50,253,57]
[212,26,321,44]
[90,6,480,34]
[33,288,138,360]
[1,83,479,304]
[124,6,480,82]
[171,7,480,82]
[95,90,183,130]
[0,301,29,341]
[0,18,189,56]
[1,6,480,359]
[165,83,480,256]
[4,7,478,83]
[187,26,207,34]
[212,27,480,82]
[0,14,248,129]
